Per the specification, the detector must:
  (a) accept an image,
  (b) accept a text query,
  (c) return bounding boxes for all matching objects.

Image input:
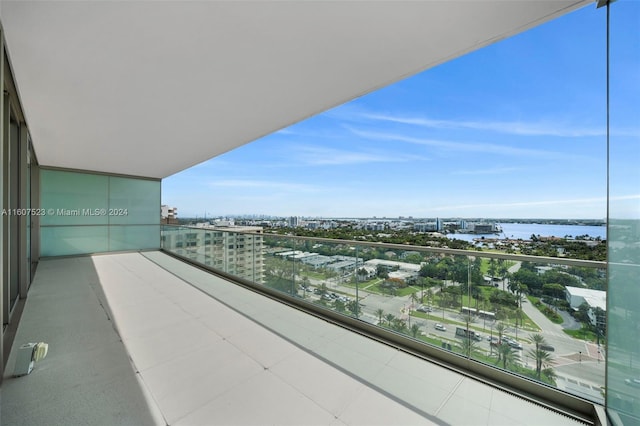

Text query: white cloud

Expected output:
[361,113,606,138]
[347,127,562,159]
[291,145,428,166]
[451,167,522,176]
[208,179,319,192]
[430,196,610,212]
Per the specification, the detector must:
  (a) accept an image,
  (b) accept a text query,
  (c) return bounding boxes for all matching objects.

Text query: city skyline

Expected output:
[163,4,639,220]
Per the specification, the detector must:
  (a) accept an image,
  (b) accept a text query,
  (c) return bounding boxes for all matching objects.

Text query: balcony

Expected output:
[2,248,604,425]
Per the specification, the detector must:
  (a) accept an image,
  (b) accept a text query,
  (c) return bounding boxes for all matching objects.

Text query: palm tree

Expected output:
[495,322,506,342]
[410,291,420,309]
[515,307,524,329]
[497,343,520,370]
[498,260,510,291]
[375,308,385,325]
[457,336,480,358]
[530,333,545,351]
[528,348,554,380]
[384,313,395,326]
[528,333,554,380]
[542,367,557,383]
[488,258,497,281]
[392,318,406,332]
[495,322,506,361]
[426,288,434,307]
[410,323,421,338]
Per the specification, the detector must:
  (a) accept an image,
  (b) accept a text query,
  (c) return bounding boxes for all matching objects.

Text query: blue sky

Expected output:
[163,2,639,220]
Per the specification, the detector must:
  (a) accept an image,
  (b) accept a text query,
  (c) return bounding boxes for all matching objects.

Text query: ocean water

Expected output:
[449,223,606,243]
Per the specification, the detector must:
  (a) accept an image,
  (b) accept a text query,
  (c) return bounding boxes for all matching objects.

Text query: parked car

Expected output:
[434,323,446,331]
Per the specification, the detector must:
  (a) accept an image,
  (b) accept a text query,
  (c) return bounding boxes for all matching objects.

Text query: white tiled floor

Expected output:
[3,252,590,426]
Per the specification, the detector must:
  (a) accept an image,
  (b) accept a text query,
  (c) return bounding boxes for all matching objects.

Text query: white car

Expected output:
[508,340,523,350]
[434,323,446,331]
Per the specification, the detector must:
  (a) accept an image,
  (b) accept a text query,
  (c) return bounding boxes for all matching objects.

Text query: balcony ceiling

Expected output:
[1,1,590,179]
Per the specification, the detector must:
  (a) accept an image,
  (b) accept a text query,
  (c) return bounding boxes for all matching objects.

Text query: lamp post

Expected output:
[490,323,494,356]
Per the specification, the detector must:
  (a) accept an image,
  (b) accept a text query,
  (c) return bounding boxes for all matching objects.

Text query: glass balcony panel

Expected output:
[160,225,606,405]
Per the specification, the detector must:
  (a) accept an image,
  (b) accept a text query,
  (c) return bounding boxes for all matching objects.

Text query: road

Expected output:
[506,262,605,400]
[299,267,605,402]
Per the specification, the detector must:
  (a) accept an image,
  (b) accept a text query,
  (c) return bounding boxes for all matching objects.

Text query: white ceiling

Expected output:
[1,1,591,179]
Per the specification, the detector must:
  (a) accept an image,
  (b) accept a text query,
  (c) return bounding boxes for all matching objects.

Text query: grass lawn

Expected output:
[528,295,563,324]
[479,258,516,275]
[360,281,420,297]
[342,278,381,291]
[411,310,489,335]
[460,294,539,332]
[563,328,599,342]
[412,331,555,385]
[302,270,327,280]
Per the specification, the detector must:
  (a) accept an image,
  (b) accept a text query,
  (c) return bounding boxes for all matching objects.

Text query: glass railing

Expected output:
[161,224,606,406]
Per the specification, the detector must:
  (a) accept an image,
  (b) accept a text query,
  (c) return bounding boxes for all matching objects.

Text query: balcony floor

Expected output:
[2,252,588,425]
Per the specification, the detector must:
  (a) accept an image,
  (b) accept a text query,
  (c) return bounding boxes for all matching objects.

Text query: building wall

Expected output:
[40,169,160,256]
[606,2,640,423]
[162,226,265,284]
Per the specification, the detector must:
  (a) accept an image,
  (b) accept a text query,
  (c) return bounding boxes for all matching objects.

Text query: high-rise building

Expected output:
[162,224,264,283]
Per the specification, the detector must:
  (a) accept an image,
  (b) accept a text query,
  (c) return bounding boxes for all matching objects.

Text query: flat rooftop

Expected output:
[3,252,588,425]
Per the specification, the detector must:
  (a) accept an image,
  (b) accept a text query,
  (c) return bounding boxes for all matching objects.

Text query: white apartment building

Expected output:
[566,286,607,327]
[160,205,178,220]
[163,225,264,283]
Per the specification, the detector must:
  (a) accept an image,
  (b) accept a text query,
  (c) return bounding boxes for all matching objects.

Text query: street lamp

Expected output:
[490,324,494,356]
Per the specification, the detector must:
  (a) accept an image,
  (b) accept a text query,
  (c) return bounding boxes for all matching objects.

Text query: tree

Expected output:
[419,262,439,279]
[426,288,434,306]
[392,317,407,332]
[410,291,420,307]
[356,267,369,282]
[497,260,510,291]
[410,323,421,338]
[457,335,480,358]
[574,302,591,324]
[542,367,557,383]
[346,300,361,317]
[376,264,389,279]
[385,313,395,326]
[375,308,385,325]
[528,333,553,380]
[514,307,524,329]
[495,322,506,361]
[542,283,565,307]
[497,343,520,370]
[488,258,497,280]
[513,268,543,295]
